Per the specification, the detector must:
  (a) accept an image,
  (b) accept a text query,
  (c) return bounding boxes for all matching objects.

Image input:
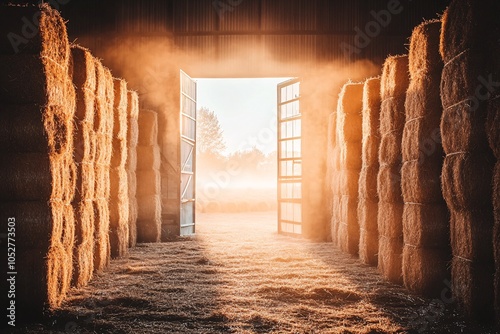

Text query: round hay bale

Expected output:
[377,164,403,203]
[358,165,379,200]
[403,203,450,248]
[378,235,403,284]
[401,160,444,204]
[449,208,494,262]
[402,245,450,297]
[136,145,161,170]
[380,55,409,101]
[138,109,159,146]
[452,256,495,321]
[441,152,494,211]
[358,198,378,232]
[408,19,443,80]
[136,169,161,197]
[378,132,402,166]
[359,228,378,266]
[377,201,404,239]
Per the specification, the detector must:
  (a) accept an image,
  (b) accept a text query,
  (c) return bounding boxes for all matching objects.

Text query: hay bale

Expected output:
[439,0,499,63]
[359,228,378,266]
[358,198,378,266]
[0,4,70,63]
[109,164,129,258]
[71,200,94,287]
[138,109,159,146]
[111,139,128,168]
[136,169,161,197]
[488,96,500,158]
[401,160,443,204]
[441,152,494,211]
[137,194,162,243]
[380,55,409,101]
[452,257,495,321]
[93,199,110,271]
[136,145,161,170]
[378,236,403,284]
[358,166,378,200]
[377,201,404,239]
[339,169,360,198]
[113,79,128,141]
[378,132,403,166]
[404,77,442,121]
[440,57,491,153]
[71,45,96,121]
[409,19,442,80]
[450,208,494,263]
[377,164,402,203]
[128,195,138,247]
[361,77,381,167]
[402,115,442,164]
[0,201,74,312]
[337,83,363,142]
[358,199,378,233]
[403,245,450,297]
[337,196,359,255]
[403,203,449,248]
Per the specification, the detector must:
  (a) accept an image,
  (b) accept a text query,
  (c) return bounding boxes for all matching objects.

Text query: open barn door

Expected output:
[277,78,302,236]
[161,70,196,239]
[179,70,197,236]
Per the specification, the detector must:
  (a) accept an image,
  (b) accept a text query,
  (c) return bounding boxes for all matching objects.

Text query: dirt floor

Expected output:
[13,212,497,333]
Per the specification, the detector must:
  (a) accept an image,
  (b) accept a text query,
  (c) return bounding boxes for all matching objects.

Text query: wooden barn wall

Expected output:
[59,0,448,77]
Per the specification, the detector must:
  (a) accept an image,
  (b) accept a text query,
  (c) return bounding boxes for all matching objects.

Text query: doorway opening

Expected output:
[192,77,300,235]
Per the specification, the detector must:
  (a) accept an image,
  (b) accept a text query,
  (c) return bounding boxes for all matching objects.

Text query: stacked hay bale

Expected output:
[109,79,129,258]
[328,111,340,245]
[377,55,409,284]
[70,45,96,287]
[402,20,450,297]
[0,4,76,313]
[358,77,381,266]
[137,109,161,242]
[93,60,114,271]
[440,0,497,320]
[336,82,364,255]
[127,91,139,247]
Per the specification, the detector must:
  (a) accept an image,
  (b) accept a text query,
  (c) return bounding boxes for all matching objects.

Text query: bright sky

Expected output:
[195,78,292,155]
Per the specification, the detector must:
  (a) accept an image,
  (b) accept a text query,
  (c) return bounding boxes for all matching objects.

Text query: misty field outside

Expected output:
[196,107,278,214]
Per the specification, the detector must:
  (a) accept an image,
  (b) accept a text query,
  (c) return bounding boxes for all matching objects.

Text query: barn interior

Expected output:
[0,0,499,333]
